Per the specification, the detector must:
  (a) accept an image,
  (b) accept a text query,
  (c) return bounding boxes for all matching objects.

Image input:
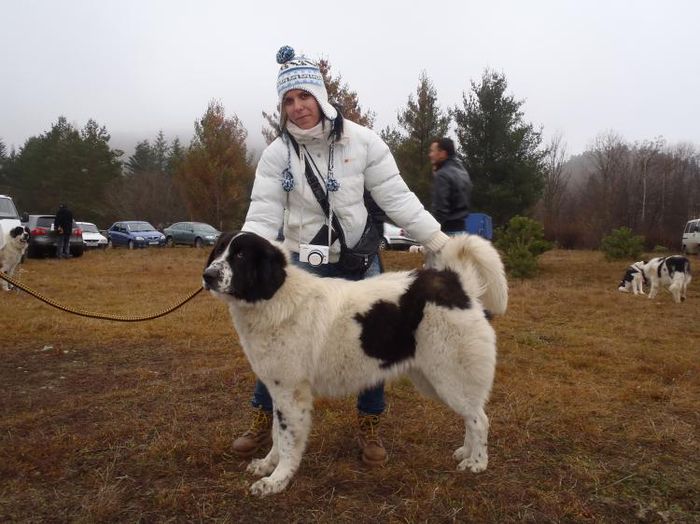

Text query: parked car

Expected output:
[107,221,166,249]
[0,194,22,250]
[682,218,700,254]
[22,214,84,258]
[163,221,221,248]
[77,221,108,249]
[381,222,419,250]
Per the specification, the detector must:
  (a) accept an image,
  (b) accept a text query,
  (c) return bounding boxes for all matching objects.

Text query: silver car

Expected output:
[163,222,221,248]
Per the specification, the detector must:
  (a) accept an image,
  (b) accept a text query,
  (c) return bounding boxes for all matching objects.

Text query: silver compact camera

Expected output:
[298,243,329,267]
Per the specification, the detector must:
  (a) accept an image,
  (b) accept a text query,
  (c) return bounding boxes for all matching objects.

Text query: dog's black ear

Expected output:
[231,234,286,302]
[10,226,24,238]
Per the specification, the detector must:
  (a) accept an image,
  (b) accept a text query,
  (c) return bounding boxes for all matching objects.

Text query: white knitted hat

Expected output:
[276,45,337,122]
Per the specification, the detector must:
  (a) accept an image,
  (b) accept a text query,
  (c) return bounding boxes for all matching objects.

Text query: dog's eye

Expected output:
[236,252,244,258]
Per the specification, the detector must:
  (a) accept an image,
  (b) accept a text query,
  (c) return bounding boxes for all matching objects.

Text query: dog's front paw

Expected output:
[457,455,488,473]
[247,458,276,477]
[250,476,287,496]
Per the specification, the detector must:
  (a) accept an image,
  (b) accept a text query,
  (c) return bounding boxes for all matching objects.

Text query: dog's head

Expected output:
[202,232,287,302]
[8,226,30,246]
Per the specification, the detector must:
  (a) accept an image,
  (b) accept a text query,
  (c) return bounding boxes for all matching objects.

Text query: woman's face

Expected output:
[283,89,322,129]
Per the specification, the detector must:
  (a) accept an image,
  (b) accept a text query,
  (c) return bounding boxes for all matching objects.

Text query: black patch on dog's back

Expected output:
[664,256,690,277]
[354,269,471,369]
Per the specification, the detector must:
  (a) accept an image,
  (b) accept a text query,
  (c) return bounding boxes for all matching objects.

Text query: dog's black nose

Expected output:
[202,266,220,289]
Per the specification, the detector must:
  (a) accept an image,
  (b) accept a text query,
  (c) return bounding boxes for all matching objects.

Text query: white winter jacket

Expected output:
[242,119,444,262]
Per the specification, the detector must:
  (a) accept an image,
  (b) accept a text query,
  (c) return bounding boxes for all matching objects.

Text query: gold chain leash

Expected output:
[0,271,203,322]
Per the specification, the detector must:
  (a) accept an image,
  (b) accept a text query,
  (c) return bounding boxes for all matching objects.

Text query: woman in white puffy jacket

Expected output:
[234,46,449,467]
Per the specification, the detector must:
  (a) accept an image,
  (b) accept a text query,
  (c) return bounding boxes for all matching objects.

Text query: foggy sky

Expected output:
[1,0,697,159]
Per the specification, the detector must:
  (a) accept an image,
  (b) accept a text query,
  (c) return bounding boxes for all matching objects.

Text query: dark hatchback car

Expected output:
[107,221,166,249]
[22,214,84,258]
[163,221,221,248]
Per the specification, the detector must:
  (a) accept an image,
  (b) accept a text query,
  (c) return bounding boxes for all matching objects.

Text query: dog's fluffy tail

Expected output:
[437,234,508,315]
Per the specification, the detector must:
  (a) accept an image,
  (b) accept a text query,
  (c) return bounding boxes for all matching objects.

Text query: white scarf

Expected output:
[286,120,332,145]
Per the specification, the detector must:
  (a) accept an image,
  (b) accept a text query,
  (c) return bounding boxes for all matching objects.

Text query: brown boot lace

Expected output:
[358,414,382,444]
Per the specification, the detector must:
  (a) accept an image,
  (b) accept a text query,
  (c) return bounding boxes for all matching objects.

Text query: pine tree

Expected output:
[126,140,157,176]
[113,132,186,226]
[152,130,170,173]
[381,72,450,208]
[9,117,121,223]
[453,70,546,225]
[0,139,8,192]
[167,137,184,177]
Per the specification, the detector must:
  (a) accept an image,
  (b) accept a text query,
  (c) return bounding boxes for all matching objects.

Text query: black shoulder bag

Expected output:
[287,134,381,274]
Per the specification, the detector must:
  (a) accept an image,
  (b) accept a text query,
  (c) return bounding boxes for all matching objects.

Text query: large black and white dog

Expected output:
[1,226,30,291]
[203,232,508,496]
[642,255,692,303]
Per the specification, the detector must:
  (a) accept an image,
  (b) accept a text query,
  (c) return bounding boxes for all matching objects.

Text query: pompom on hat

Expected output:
[276,45,337,122]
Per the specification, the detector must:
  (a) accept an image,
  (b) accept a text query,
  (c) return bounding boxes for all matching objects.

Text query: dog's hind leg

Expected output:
[249,384,313,496]
[416,327,495,474]
[418,364,492,473]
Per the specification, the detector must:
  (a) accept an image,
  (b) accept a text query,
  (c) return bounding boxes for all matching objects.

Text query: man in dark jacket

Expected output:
[429,138,473,233]
[53,203,73,258]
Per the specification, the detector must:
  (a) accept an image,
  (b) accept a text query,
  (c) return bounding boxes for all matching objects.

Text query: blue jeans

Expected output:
[56,233,71,257]
[251,253,385,415]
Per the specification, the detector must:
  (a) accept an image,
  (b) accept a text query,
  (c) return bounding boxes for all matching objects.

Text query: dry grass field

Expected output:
[1,245,698,523]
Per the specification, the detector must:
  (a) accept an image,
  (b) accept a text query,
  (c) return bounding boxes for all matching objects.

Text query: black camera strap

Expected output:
[287,134,345,248]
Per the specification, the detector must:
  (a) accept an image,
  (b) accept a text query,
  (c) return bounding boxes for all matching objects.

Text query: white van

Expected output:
[682,218,700,254]
[0,194,22,250]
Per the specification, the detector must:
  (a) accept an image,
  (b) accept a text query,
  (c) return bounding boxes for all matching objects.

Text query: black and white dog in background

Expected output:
[203,232,508,496]
[617,261,647,295]
[1,226,30,291]
[642,255,692,303]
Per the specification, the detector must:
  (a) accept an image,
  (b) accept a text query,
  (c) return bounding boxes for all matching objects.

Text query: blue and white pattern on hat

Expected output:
[275,45,337,121]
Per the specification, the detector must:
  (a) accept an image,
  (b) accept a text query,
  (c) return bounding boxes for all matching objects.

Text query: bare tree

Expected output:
[541,133,570,237]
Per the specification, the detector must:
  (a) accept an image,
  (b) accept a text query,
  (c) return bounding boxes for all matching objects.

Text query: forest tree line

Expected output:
[1,63,697,249]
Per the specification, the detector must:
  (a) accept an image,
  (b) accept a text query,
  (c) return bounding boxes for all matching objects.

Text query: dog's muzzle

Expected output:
[202,266,220,291]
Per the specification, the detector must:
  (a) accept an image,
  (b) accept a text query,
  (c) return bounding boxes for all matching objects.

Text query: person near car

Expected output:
[428,137,473,234]
[234,45,450,466]
[53,203,73,258]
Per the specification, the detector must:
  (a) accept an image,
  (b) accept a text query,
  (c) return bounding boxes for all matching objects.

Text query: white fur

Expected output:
[204,233,508,496]
[0,227,29,291]
[643,256,692,303]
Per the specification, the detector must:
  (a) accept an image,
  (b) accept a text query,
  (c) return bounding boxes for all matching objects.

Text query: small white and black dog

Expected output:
[617,261,647,295]
[1,226,30,291]
[642,255,692,303]
[203,232,508,496]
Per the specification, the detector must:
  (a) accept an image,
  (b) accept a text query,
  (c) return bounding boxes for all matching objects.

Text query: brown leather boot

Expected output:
[232,406,273,457]
[357,413,388,466]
